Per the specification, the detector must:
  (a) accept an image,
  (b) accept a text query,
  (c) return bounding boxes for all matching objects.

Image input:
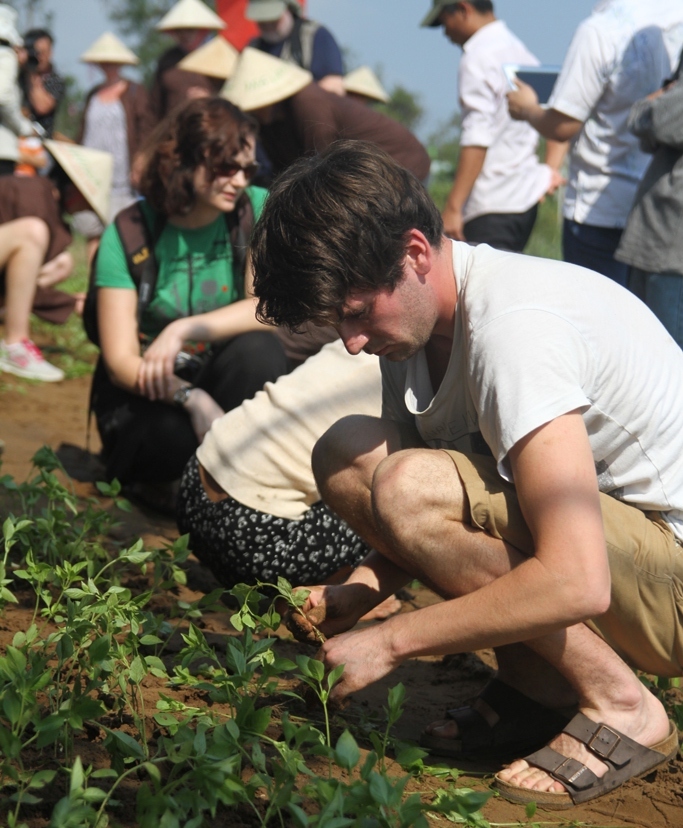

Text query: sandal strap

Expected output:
[523,745,599,792]
[563,712,638,768]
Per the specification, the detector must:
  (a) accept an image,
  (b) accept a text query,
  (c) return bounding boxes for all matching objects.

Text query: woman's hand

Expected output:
[183,388,224,442]
[137,319,189,400]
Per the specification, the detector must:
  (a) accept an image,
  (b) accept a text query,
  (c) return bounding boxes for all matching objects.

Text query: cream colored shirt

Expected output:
[198,339,382,520]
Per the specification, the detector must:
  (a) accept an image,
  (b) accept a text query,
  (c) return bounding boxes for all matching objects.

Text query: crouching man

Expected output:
[250,140,683,809]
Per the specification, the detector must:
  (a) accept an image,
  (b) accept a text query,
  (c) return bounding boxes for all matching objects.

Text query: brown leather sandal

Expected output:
[494,712,679,808]
[419,679,570,760]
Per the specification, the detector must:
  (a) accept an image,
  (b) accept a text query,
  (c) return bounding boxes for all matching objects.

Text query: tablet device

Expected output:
[503,64,562,105]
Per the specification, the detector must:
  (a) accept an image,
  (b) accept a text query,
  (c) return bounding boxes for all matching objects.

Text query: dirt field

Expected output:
[2,368,683,827]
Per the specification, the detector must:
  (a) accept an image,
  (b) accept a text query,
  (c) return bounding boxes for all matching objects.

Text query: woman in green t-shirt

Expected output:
[92,97,287,499]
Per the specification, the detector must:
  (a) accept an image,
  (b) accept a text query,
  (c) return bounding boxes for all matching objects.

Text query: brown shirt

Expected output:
[149,46,217,122]
[260,83,431,181]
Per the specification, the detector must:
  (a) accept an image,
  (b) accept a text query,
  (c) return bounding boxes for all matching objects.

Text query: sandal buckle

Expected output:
[587,724,620,759]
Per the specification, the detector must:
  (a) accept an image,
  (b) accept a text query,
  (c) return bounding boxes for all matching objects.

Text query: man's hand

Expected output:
[442,204,466,241]
[544,167,567,199]
[184,388,224,442]
[318,621,401,703]
[287,582,385,642]
[507,79,540,122]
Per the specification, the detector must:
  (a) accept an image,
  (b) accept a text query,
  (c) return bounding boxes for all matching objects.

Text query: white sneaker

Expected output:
[0,339,64,382]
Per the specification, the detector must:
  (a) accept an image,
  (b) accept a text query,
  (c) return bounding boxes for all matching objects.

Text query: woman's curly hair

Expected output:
[138,97,258,217]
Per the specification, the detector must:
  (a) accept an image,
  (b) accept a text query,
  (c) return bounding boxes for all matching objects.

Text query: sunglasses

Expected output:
[210,160,260,182]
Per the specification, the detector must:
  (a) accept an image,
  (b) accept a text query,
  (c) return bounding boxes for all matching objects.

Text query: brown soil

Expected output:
[2,373,683,827]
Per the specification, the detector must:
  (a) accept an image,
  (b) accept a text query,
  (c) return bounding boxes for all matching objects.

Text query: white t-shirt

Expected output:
[198,339,382,521]
[458,20,551,222]
[548,0,683,228]
[381,240,683,539]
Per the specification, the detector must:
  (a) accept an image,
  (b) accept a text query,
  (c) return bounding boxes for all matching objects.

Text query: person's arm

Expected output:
[25,73,57,117]
[629,81,683,152]
[442,146,487,240]
[507,81,583,142]
[0,50,34,136]
[309,25,344,96]
[542,139,568,196]
[136,256,266,398]
[317,75,345,96]
[317,411,610,700]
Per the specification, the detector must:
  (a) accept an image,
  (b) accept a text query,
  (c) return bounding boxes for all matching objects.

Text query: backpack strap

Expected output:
[224,192,255,299]
[113,201,164,331]
[280,17,319,71]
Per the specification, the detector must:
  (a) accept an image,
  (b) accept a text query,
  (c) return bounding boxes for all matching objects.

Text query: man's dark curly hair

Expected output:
[252,140,443,330]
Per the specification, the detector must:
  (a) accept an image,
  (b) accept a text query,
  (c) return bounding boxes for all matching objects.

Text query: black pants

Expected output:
[93,331,288,484]
[463,204,539,252]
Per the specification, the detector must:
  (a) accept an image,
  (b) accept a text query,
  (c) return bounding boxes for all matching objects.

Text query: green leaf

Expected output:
[28,770,57,789]
[525,801,537,819]
[89,635,111,663]
[334,729,360,771]
[139,635,163,646]
[70,755,85,793]
[143,761,161,784]
[2,689,22,724]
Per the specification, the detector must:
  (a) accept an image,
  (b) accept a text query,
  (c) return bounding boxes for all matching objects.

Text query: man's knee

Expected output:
[312,414,392,501]
[372,449,469,535]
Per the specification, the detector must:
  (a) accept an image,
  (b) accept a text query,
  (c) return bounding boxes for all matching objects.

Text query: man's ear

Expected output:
[404,228,433,277]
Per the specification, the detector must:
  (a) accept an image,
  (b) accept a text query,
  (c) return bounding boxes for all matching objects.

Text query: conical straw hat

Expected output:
[220,47,312,111]
[44,141,113,225]
[177,35,238,79]
[343,67,389,103]
[80,32,139,65]
[156,0,226,31]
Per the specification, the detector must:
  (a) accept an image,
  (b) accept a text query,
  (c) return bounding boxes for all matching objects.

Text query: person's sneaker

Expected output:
[0,339,64,382]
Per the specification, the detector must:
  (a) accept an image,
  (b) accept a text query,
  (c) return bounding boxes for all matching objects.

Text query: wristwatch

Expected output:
[173,385,194,407]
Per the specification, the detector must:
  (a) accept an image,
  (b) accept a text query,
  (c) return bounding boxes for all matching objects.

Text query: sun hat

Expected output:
[245,0,291,23]
[343,67,389,103]
[156,0,226,32]
[177,35,238,79]
[0,4,22,47]
[420,0,458,28]
[44,141,113,224]
[220,47,312,111]
[80,32,139,65]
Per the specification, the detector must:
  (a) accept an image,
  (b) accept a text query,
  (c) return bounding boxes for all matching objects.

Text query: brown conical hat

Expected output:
[44,141,113,224]
[343,67,389,103]
[156,0,226,31]
[177,35,238,79]
[80,32,139,65]
[220,47,312,111]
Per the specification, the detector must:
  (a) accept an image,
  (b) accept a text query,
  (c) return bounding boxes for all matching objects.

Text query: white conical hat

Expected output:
[177,35,238,79]
[156,0,226,31]
[221,47,312,111]
[80,33,139,65]
[344,67,389,104]
[44,141,113,225]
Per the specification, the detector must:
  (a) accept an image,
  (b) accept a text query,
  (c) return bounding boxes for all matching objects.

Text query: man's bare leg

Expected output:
[0,218,50,343]
[315,422,672,794]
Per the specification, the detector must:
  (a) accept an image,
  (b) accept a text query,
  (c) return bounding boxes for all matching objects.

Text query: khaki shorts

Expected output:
[444,450,683,677]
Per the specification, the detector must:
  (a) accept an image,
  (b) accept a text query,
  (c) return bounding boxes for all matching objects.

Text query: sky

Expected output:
[38,0,598,139]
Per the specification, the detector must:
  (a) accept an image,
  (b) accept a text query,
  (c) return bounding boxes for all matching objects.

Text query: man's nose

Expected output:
[338,321,369,356]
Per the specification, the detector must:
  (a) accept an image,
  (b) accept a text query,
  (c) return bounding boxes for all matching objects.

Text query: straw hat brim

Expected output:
[45,140,113,225]
[80,33,139,65]
[344,67,389,103]
[177,36,238,79]
[221,47,312,111]
[156,0,226,31]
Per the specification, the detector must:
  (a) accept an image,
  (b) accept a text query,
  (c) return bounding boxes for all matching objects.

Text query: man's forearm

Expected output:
[445,145,487,212]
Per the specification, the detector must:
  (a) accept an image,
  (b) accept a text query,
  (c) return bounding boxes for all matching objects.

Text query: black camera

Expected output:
[173,351,207,383]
